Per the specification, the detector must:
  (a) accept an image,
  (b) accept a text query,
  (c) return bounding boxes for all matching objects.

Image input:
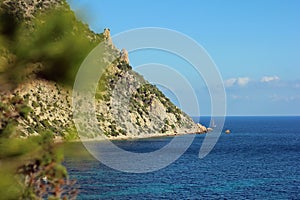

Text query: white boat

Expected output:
[210,119,216,128]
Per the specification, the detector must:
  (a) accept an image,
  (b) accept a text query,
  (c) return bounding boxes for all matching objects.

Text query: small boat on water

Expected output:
[210,119,217,128]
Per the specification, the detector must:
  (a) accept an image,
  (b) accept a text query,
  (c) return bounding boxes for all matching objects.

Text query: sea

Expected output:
[64,116,300,199]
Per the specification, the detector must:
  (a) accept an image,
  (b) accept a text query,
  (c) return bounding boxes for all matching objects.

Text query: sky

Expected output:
[67,0,300,116]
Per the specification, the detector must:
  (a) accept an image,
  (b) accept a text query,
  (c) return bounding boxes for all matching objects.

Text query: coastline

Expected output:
[60,128,207,144]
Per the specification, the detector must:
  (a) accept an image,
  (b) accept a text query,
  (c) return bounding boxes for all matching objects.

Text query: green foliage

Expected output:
[0,1,95,198]
[0,1,103,86]
[0,137,38,159]
[161,125,167,133]
[0,94,37,137]
[0,120,18,138]
[130,83,183,123]
[164,118,170,125]
[175,113,182,121]
[160,118,173,133]
[0,101,7,111]
[17,131,78,199]
[31,100,39,108]
[11,95,23,105]
[109,123,119,136]
[119,129,126,136]
[40,119,51,129]
[26,126,35,134]
[171,124,176,130]
[96,113,105,122]
[17,104,33,118]
[0,171,22,200]
[135,117,141,126]
[16,8,101,85]
[63,125,79,141]
[0,131,78,199]
[117,61,132,71]
[135,84,165,108]
[0,2,19,43]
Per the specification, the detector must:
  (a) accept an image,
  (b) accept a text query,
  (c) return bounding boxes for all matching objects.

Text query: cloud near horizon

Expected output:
[225,75,283,88]
[224,77,250,87]
[269,94,300,102]
[237,77,250,86]
[261,75,280,83]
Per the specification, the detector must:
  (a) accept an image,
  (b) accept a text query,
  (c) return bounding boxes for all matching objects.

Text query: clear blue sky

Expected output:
[67,0,300,116]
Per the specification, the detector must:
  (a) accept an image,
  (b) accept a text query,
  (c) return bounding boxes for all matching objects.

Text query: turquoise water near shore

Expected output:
[64,116,300,199]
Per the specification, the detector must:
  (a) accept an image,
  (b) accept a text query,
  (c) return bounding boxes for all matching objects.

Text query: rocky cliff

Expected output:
[0,0,206,140]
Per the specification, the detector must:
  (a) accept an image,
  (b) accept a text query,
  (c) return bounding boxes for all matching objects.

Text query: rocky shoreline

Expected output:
[60,124,208,143]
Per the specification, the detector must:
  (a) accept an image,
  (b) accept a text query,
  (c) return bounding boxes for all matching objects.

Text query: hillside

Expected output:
[0,0,207,140]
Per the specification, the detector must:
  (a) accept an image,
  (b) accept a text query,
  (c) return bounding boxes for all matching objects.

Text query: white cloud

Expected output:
[269,94,300,102]
[224,77,250,87]
[231,95,250,100]
[261,75,280,83]
[224,78,237,87]
[237,77,250,86]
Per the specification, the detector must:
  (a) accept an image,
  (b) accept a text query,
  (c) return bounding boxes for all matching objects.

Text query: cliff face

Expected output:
[0,0,206,140]
[94,55,198,137]
[0,42,203,139]
[105,72,197,136]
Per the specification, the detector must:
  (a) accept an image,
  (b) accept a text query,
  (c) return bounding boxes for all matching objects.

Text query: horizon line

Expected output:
[191,115,300,117]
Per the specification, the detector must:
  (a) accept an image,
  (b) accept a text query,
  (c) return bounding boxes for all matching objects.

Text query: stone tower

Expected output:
[103,28,113,47]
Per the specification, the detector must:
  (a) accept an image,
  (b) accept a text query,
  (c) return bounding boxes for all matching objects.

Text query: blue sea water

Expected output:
[64,116,300,199]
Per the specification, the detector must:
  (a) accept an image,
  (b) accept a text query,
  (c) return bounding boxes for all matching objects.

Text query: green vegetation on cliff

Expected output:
[0,0,103,87]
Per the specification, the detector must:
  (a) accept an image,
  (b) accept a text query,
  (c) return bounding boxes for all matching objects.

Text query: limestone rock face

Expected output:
[0,79,73,138]
[196,123,207,133]
[93,53,202,137]
[120,48,129,64]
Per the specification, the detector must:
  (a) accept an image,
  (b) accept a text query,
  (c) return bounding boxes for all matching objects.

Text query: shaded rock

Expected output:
[196,123,207,133]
